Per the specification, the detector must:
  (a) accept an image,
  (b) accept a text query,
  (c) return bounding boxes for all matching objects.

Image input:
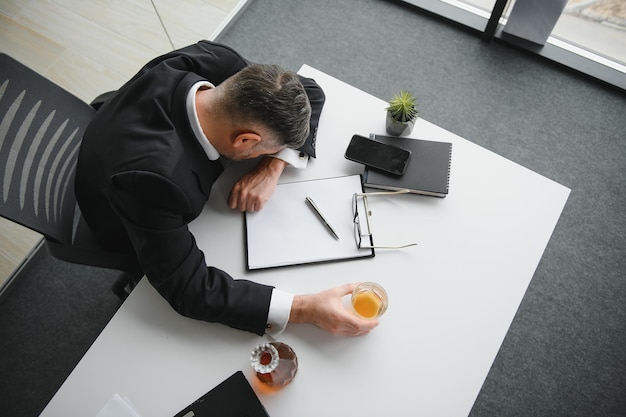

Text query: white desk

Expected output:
[40,66,570,417]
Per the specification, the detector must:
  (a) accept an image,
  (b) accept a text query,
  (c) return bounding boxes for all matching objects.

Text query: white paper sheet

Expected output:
[245,175,373,269]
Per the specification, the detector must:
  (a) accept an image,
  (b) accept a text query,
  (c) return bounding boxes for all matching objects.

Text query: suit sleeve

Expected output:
[296,76,326,159]
[109,170,273,335]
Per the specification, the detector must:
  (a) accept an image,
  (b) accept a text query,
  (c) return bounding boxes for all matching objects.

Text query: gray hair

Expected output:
[220,64,311,149]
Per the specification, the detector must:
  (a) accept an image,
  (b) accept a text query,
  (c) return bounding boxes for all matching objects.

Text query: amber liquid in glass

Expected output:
[352,291,383,318]
[351,282,388,319]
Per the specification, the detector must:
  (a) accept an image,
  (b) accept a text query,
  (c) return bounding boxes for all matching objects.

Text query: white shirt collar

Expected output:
[186,80,220,161]
[186,80,309,169]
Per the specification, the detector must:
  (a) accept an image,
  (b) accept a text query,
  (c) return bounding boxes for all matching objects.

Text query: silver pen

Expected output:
[305,196,340,240]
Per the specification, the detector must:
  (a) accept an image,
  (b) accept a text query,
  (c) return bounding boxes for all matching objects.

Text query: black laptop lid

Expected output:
[173,371,269,417]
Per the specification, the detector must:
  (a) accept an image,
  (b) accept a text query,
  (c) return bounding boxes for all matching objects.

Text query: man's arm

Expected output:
[293,75,326,159]
[290,283,380,336]
[109,170,273,335]
[228,157,287,212]
[110,171,376,337]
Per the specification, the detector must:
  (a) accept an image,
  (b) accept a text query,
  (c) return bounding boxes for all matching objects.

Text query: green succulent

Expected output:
[386,90,418,123]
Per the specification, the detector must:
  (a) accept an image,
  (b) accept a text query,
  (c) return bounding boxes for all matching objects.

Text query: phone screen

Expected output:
[345,135,411,175]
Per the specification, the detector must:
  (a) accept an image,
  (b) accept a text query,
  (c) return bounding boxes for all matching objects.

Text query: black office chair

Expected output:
[0,54,142,299]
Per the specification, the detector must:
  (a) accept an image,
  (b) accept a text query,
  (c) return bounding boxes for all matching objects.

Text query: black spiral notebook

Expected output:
[173,371,269,417]
[363,134,452,197]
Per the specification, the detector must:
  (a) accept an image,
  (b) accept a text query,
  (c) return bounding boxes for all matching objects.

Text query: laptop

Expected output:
[173,371,269,417]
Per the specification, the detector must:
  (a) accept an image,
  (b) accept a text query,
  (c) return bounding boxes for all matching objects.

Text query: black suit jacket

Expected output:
[75,41,325,335]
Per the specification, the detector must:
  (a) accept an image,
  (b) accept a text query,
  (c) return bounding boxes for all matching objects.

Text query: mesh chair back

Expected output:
[0,54,94,244]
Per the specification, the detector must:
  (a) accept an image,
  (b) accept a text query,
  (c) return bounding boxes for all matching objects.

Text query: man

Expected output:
[75,41,378,337]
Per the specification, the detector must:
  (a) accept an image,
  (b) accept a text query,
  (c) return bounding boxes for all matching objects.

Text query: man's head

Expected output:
[213,64,312,157]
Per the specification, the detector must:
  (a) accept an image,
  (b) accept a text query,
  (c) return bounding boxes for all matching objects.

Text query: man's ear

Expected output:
[232,132,262,150]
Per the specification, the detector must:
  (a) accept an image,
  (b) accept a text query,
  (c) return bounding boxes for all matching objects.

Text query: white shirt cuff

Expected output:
[266,288,294,335]
[270,148,309,169]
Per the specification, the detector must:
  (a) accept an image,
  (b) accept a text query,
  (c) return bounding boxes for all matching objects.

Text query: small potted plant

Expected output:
[385,90,418,136]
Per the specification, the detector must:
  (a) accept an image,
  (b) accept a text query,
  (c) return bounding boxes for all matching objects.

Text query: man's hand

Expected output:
[228,157,288,212]
[289,283,379,336]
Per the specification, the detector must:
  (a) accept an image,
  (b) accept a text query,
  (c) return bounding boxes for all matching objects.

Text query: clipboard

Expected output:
[245,175,374,270]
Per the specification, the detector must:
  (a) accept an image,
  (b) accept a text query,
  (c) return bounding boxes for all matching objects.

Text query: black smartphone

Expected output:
[345,134,411,175]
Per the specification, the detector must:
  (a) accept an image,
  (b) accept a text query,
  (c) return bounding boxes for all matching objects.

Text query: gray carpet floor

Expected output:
[1,0,625,416]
